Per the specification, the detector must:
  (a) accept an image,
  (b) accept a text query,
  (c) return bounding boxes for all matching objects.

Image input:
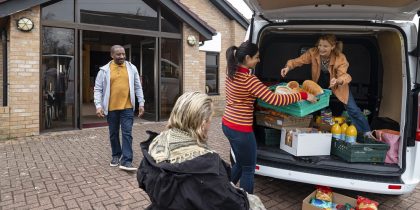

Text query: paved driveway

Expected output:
[1,117,420,209]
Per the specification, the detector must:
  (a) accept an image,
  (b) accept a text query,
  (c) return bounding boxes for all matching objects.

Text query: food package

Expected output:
[310,198,333,209]
[302,80,324,96]
[275,86,292,94]
[356,196,378,210]
[315,186,333,202]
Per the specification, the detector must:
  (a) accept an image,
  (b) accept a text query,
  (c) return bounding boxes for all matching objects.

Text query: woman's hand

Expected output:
[306,93,318,103]
[281,67,289,78]
[329,78,343,88]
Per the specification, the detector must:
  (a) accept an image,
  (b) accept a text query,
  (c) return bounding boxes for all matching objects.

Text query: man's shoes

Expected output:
[110,156,120,167]
[119,163,137,171]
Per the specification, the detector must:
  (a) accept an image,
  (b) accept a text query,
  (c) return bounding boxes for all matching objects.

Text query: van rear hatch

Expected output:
[244,0,420,21]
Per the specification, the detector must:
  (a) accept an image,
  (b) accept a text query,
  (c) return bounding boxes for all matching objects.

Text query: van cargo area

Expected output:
[253,24,407,180]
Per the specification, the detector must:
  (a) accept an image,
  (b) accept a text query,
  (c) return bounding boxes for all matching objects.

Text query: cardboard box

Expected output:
[302,190,356,210]
[255,111,312,130]
[280,128,332,156]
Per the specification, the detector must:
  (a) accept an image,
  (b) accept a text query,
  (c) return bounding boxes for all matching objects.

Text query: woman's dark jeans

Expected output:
[345,91,371,133]
[222,124,256,194]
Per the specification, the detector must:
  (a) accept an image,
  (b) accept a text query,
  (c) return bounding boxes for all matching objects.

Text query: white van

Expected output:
[243,0,420,195]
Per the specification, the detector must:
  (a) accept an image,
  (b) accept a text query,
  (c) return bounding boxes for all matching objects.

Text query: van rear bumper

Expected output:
[255,164,417,195]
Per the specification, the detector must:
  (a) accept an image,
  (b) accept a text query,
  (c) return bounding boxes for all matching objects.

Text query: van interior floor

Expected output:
[257,145,401,177]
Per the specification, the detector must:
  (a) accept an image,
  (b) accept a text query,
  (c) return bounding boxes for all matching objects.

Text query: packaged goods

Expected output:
[331,121,341,139]
[310,198,332,209]
[356,196,378,210]
[315,186,333,202]
[287,81,300,89]
[345,125,357,144]
[340,123,348,141]
[275,86,292,94]
[302,80,324,96]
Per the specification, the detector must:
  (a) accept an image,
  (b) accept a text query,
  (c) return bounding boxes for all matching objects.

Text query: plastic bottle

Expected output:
[346,124,357,144]
[331,121,341,140]
[340,122,348,141]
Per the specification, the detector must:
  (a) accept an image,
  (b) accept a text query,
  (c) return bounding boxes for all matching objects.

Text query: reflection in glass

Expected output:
[160,39,181,119]
[206,53,219,95]
[161,6,181,33]
[141,41,156,120]
[42,27,75,130]
[41,0,74,22]
[79,0,158,30]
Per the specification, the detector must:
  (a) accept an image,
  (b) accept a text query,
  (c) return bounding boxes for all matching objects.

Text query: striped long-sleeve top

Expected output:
[222,66,307,132]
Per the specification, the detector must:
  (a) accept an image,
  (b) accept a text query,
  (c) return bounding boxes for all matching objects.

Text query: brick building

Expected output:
[0,0,248,138]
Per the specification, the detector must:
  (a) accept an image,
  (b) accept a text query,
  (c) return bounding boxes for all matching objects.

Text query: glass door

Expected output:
[41,27,76,131]
[140,39,157,121]
[160,38,181,120]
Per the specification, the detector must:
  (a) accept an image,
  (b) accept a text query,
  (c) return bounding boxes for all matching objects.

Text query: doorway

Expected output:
[81,31,156,127]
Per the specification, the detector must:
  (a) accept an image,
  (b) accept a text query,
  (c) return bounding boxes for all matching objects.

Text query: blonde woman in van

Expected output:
[223,41,317,194]
[281,34,371,135]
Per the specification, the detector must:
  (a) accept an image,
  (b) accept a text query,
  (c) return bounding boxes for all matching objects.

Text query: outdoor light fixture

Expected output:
[16,17,34,32]
[187,35,197,46]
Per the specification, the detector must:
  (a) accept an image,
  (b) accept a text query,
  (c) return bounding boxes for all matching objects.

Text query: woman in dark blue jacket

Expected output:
[137,92,256,210]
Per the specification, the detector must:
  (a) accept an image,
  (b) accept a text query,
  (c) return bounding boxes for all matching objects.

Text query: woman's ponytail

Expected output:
[226,46,238,79]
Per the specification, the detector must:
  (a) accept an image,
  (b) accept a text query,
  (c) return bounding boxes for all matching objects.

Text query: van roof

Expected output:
[244,0,420,21]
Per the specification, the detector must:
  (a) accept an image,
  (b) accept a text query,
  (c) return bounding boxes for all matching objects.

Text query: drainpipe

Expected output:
[1,28,7,106]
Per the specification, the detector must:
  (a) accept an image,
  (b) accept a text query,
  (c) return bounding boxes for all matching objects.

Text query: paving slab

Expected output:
[0,117,418,209]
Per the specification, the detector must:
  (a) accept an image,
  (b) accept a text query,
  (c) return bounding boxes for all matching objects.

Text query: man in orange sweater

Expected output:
[94,45,145,171]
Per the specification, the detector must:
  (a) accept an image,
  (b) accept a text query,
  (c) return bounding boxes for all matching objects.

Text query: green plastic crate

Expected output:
[331,137,389,163]
[255,127,282,146]
[257,84,332,117]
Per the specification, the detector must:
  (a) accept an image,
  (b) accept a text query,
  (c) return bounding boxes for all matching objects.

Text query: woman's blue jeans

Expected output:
[107,108,134,165]
[222,124,256,194]
[345,91,371,133]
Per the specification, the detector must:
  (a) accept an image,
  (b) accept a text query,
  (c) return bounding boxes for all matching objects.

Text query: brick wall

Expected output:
[180,0,247,116]
[5,6,40,138]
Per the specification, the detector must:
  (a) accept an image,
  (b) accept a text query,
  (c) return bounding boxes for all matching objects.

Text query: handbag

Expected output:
[372,129,400,164]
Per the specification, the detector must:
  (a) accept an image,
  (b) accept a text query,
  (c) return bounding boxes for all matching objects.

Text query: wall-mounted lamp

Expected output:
[187,35,197,46]
[16,17,34,32]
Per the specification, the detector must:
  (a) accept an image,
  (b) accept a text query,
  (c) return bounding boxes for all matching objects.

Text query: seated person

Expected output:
[137,92,264,210]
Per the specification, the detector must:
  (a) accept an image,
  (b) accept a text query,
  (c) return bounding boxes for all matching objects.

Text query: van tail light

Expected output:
[417,92,420,141]
[255,165,260,170]
[388,185,402,190]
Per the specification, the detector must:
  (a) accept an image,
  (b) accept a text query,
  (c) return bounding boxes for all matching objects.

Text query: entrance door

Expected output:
[140,39,157,121]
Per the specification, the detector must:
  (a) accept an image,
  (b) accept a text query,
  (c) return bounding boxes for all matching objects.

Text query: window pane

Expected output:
[206,54,217,66]
[206,53,219,95]
[79,0,158,31]
[41,27,75,130]
[42,27,74,55]
[161,39,181,119]
[161,7,181,33]
[42,0,74,22]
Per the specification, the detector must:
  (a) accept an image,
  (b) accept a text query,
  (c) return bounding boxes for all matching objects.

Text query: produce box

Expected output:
[255,126,282,146]
[280,128,332,156]
[302,190,356,210]
[255,111,313,130]
[257,84,332,117]
[331,136,389,163]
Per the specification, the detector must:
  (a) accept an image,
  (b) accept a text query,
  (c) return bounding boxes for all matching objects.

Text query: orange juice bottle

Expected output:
[340,122,348,141]
[346,124,357,144]
[331,121,341,140]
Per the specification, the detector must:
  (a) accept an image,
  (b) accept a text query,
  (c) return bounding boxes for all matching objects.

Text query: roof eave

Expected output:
[160,0,216,40]
[0,0,52,18]
[209,0,250,29]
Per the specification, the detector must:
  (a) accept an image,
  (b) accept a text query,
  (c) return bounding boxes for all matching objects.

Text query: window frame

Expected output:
[205,52,219,95]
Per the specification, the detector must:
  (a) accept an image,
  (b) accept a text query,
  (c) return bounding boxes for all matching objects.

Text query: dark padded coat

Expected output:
[137,131,249,210]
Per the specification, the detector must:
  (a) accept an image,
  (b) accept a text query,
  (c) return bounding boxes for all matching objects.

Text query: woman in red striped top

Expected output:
[222,41,317,194]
